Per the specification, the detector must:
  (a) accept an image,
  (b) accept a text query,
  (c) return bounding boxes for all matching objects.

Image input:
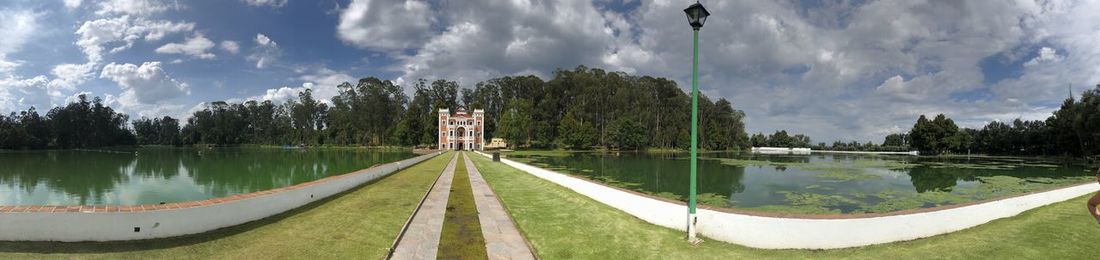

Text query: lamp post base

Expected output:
[687,213,701,244]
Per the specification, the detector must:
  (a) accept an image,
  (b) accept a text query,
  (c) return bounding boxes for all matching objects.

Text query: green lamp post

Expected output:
[684,1,709,243]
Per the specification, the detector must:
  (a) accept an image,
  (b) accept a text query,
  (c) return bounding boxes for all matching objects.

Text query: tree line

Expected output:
[0,66,752,151]
[749,130,812,148]
[0,95,135,149]
[173,66,751,150]
[464,66,749,150]
[902,85,1100,157]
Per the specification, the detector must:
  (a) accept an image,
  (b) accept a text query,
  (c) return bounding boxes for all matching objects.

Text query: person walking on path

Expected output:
[1089,167,1100,225]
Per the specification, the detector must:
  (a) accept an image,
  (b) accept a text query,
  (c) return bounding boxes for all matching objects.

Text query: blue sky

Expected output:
[1,0,1098,143]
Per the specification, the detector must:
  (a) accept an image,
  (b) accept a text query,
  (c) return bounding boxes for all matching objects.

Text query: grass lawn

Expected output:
[469,154,1100,259]
[0,152,452,259]
[438,153,488,259]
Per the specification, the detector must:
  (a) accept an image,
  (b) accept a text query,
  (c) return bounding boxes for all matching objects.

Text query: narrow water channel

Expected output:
[438,153,488,259]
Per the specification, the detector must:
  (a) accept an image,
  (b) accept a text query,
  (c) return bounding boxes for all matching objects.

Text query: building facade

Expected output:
[438,108,484,150]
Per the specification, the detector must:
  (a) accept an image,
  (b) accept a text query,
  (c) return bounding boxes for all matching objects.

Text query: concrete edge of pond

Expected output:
[472,151,1100,250]
[0,151,444,242]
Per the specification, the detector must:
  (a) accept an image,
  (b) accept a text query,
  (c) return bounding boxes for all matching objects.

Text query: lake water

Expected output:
[506,151,1095,214]
[0,148,416,206]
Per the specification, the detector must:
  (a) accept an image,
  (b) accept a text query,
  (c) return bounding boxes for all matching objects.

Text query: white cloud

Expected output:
[874,75,923,102]
[0,9,54,113]
[0,75,50,113]
[96,0,176,16]
[219,40,240,54]
[251,67,354,104]
[242,0,287,8]
[297,68,354,101]
[337,0,435,50]
[75,16,195,63]
[47,62,95,93]
[1024,47,1063,67]
[393,1,617,86]
[0,9,38,73]
[64,91,94,104]
[99,61,190,106]
[155,34,216,59]
[248,33,280,68]
[334,0,1100,143]
[258,85,303,104]
[255,33,274,46]
[64,0,83,9]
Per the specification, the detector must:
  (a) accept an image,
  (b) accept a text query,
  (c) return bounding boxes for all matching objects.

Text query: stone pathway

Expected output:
[391,154,458,260]
[463,153,536,260]
[391,152,534,260]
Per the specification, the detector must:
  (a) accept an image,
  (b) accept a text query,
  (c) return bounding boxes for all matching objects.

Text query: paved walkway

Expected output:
[463,153,536,260]
[391,152,534,260]
[391,154,458,260]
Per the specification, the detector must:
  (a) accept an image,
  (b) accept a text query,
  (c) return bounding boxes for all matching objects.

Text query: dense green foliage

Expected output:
[749,130,812,148]
[177,78,438,147]
[0,95,135,149]
[902,86,1100,156]
[132,116,180,146]
[172,66,750,150]
[0,66,755,151]
[908,114,971,155]
[465,66,749,150]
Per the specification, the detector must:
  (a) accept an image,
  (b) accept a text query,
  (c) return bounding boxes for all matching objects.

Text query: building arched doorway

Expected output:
[456,127,466,150]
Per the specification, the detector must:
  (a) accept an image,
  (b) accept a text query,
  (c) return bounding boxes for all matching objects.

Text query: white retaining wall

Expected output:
[813,150,920,156]
[476,151,1099,249]
[0,151,440,242]
[751,147,811,154]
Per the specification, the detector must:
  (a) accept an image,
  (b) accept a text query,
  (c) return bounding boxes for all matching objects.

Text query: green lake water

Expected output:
[506,151,1095,214]
[0,148,417,206]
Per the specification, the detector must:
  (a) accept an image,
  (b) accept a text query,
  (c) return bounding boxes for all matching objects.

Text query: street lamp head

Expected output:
[684,2,710,30]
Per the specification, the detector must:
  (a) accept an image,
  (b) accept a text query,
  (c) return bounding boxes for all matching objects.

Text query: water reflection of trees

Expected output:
[131,148,182,179]
[905,160,1089,193]
[182,149,415,196]
[531,152,746,201]
[0,149,415,204]
[0,151,133,204]
[906,168,958,193]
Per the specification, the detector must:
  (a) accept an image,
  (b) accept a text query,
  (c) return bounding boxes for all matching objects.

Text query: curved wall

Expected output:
[0,151,441,242]
[474,151,1099,249]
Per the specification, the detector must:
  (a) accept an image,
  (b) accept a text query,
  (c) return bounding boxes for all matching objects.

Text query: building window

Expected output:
[450,131,453,137]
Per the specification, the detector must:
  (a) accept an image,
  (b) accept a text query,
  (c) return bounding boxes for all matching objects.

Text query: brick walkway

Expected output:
[391,154,458,260]
[463,153,536,260]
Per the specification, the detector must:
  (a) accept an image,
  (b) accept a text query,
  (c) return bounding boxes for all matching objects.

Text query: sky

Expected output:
[1,0,1098,144]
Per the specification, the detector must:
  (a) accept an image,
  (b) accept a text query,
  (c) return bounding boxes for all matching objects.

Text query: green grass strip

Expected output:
[469,153,1100,259]
[0,152,452,259]
[438,153,489,259]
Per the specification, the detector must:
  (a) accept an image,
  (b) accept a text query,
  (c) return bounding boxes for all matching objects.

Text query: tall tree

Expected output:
[557,110,596,149]
[496,99,533,148]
